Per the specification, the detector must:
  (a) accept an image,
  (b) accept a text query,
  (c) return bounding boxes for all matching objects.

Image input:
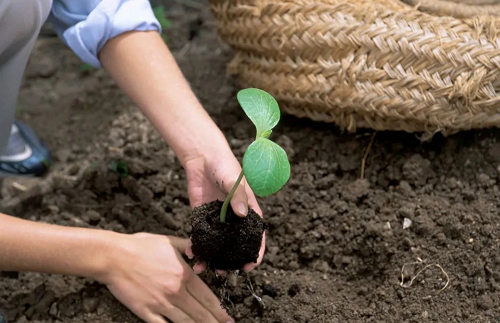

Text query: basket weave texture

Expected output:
[209,0,500,137]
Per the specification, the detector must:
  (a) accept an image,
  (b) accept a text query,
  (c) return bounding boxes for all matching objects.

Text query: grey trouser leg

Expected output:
[0,0,52,155]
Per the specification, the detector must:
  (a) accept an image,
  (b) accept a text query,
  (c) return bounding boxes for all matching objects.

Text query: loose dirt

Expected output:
[1,2,499,323]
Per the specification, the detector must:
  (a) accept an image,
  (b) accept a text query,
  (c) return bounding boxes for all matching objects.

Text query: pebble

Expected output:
[49,303,58,316]
[83,297,99,313]
[403,218,412,230]
[227,273,238,287]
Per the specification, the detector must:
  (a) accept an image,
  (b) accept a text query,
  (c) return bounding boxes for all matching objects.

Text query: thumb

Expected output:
[168,236,190,254]
[224,177,249,217]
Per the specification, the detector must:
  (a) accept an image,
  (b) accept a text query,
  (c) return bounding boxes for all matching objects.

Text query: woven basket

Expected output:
[208,0,500,137]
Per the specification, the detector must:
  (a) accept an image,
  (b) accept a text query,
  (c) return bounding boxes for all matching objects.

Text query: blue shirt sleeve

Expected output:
[49,0,161,68]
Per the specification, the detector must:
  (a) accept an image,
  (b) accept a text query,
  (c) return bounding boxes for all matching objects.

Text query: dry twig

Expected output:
[400,260,450,293]
[360,132,377,179]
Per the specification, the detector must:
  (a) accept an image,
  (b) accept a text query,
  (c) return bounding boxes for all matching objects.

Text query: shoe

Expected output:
[0,121,50,177]
[0,309,5,323]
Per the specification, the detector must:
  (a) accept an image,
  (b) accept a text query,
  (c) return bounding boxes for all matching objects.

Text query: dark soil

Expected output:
[191,200,264,271]
[1,1,500,323]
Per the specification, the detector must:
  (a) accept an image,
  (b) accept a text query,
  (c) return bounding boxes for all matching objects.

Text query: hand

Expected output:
[99,233,233,323]
[184,150,265,273]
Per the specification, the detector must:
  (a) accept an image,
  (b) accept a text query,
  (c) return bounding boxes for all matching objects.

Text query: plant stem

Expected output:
[220,170,245,223]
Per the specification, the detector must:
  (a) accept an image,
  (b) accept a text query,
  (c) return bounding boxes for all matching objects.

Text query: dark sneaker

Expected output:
[0,309,5,323]
[0,121,50,177]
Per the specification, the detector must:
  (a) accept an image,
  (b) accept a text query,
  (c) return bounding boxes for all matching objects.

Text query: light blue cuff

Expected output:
[50,0,161,68]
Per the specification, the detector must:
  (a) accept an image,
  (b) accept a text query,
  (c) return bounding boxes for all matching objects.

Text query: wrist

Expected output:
[86,230,127,283]
[173,124,232,168]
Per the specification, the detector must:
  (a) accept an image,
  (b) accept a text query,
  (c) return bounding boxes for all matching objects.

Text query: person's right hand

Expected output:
[98,233,233,323]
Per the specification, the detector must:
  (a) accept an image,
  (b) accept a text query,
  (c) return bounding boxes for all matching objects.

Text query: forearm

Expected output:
[99,31,230,166]
[0,212,115,280]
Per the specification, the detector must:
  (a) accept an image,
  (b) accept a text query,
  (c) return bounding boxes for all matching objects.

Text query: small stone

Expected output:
[96,302,107,316]
[49,303,58,317]
[403,218,412,230]
[421,310,429,318]
[82,297,99,313]
[227,273,238,287]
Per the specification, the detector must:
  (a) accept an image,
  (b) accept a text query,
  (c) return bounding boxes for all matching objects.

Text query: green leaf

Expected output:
[80,63,93,75]
[237,88,280,139]
[153,6,172,31]
[243,137,290,197]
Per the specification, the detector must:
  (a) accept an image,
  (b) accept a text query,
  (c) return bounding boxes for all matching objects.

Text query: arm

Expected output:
[99,31,262,221]
[0,212,111,277]
[99,31,265,273]
[0,213,232,323]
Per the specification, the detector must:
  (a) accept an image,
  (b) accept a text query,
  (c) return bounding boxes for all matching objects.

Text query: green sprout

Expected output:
[80,63,93,75]
[110,160,129,179]
[220,88,291,222]
[153,5,172,42]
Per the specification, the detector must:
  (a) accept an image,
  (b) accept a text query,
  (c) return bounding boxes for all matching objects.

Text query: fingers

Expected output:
[245,185,263,216]
[186,240,194,259]
[144,313,168,323]
[186,276,234,323]
[169,236,191,255]
[159,306,195,323]
[243,231,266,272]
[223,176,249,217]
[193,262,207,274]
[173,289,219,323]
[185,240,208,274]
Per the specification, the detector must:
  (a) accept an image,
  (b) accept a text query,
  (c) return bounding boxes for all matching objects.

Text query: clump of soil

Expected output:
[191,200,264,271]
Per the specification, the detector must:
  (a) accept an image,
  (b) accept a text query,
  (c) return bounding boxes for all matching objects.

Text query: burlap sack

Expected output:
[209,0,500,138]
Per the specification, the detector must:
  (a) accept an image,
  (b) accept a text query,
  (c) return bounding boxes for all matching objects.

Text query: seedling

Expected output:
[153,5,172,42]
[80,63,93,75]
[110,160,129,179]
[219,88,291,222]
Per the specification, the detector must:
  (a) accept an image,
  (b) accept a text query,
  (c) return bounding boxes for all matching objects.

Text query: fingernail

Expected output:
[238,203,248,216]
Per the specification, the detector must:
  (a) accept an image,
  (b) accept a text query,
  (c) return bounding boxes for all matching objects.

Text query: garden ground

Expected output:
[1,2,499,322]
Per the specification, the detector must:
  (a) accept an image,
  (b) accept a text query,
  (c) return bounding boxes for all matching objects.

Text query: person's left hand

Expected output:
[183,148,265,273]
